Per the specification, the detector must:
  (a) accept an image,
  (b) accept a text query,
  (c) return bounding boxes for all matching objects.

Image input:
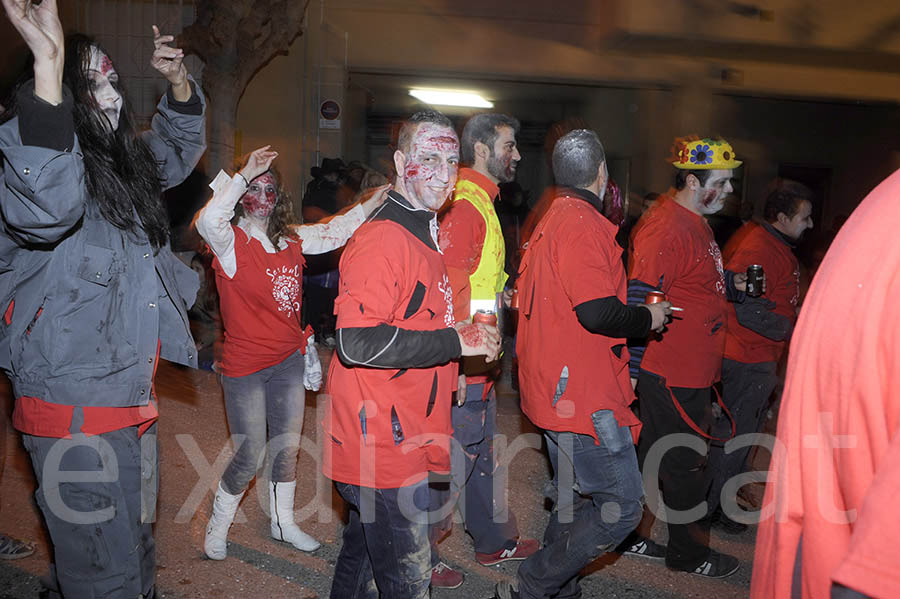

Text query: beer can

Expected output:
[645,290,666,304]
[473,310,497,327]
[746,264,765,297]
[509,288,519,310]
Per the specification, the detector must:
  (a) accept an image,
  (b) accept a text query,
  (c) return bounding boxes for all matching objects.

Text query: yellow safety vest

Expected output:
[451,177,508,315]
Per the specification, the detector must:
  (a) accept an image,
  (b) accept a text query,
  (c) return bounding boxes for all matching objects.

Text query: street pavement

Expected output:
[0,353,758,598]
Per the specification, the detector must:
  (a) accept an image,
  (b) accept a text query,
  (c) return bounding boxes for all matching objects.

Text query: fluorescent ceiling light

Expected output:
[409,89,494,108]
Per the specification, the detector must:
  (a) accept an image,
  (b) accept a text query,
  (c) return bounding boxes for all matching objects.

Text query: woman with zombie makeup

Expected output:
[195,146,387,560]
[0,1,206,596]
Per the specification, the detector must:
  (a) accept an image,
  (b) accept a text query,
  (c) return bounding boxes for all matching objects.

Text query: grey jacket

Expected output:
[0,81,206,407]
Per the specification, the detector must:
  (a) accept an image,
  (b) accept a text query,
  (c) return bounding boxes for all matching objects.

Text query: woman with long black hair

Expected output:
[0,1,206,595]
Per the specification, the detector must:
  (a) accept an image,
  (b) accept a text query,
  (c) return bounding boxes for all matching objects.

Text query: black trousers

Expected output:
[636,371,713,570]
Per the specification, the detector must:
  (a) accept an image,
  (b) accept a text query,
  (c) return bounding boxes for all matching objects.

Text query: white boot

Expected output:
[204,482,245,560]
[270,480,320,552]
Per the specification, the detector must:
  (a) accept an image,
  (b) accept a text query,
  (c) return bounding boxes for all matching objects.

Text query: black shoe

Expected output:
[673,550,740,579]
[492,581,520,599]
[622,537,667,561]
[712,507,749,534]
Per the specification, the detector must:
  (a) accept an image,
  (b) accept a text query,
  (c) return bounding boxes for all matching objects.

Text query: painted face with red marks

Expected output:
[485,125,521,183]
[241,172,278,219]
[87,46,123,132]
[696,169,734,215]
[401,123,460,211]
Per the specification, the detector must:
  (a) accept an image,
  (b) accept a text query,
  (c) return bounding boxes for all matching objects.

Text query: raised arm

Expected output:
[194,146,278,278]
[0,0,85,245]
[291,185,390,255]
[142,25,206,190]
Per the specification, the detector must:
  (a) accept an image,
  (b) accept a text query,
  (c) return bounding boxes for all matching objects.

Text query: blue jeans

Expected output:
[517,411,644,599]
[430,383,519,562]
[22,423,158,599]
[330,480,432,599]
[220,349,306,494]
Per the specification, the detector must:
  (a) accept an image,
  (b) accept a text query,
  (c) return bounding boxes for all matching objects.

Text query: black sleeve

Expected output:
[17,82,75,151]
[734,297,793,341]
[336,325,462,369]
[166,80,202,116]
[725,269,747,303]
[830,583,869,599]
[575,296,652,339]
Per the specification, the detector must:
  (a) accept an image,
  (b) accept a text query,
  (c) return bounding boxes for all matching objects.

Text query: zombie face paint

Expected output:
[485,126,521,183]
[402,124,460,211]
[696,169,733,215]
[87,46,123,132]
[240,172,278,219]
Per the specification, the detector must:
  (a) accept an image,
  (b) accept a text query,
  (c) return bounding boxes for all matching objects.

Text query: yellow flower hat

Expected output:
[670,136,742,169]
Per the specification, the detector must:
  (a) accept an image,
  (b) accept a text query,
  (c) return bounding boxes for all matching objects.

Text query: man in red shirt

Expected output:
[707,180,814,533]
[493,129,670,599]
[751,169,900,599]
[431,113,537,588]
[626,137,746,578]
[323,110,500,599]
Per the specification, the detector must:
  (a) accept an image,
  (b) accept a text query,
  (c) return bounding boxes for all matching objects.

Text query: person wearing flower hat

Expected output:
[622,136,747,578]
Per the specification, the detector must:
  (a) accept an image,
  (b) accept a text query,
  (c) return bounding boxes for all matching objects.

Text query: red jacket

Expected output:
[517,192,639,441]
[323,196,457,489]
[723,222,799,364]
[628,195,728,388]
[752,170,900,598]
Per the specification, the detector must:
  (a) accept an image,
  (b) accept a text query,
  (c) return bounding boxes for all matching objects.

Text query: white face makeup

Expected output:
[401,123,460,211]
[240,172,278,219]
[696,169,734,215]
[88,46,123,132]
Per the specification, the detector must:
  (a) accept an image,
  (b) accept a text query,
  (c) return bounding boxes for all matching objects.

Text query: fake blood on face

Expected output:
[241,173,278,219]
[403,124,459,211]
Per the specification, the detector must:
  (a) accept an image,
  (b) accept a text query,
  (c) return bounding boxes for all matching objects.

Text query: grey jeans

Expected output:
[220,349,307,494]
[23,423,158,599]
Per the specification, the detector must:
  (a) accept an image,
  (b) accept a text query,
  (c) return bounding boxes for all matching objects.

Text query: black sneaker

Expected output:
[712,507,749,534]
[678,551,740,579]
[623,537,666,561]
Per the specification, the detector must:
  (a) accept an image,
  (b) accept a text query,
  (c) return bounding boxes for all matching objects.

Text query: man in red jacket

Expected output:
[431,113,537,589]
[707,179,814,533]
[323,110,500,599]
[626,137,746,578]
[751,169,900,599]
[494,129,670,599]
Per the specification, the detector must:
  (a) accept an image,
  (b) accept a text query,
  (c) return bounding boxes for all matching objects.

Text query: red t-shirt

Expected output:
[517,195,639,441]
[751,169,900,599]
[322,219,457,489]
[723,222,800,364]
[13,341,161,438]
[628,195,728,388]
[214,227,308,377]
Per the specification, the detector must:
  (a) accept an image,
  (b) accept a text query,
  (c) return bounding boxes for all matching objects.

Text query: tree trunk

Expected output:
[203,77,240,175]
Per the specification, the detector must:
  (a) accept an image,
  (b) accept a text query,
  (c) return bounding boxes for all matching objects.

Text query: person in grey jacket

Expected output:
[0,1,205,596]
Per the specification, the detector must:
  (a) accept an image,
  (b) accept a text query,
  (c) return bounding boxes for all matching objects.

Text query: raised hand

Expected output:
[150,25,189,100]
[2,0,64,104]
[239,146,278,183]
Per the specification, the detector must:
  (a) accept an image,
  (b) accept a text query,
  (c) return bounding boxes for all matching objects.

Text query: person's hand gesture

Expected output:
[358,184,391,217]
[2,0,64,104]
[239,146,278,183]
[455,321,502,363]
[150,25,189,99]
[641,300,673,333]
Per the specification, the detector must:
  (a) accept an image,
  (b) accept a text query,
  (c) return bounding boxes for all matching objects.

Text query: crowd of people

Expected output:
[1,1,898,599]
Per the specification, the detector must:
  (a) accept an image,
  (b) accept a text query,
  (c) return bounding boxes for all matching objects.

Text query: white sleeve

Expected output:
[291,203,366,255]
[194,170,246,279]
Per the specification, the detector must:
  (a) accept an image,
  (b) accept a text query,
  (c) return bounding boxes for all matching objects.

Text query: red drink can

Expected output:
[645,290,666,304]
[509,288,519,310]
[473,310,497,326]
